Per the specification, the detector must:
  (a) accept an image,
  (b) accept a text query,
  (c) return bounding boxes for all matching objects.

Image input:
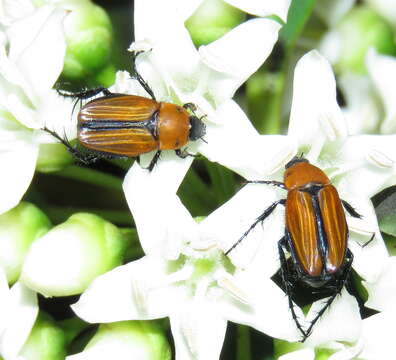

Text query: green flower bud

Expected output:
[62,0,114,82]
[71,321,171,360]
[37,142,74,173]
[19,312,66,360]
[20,213,126,297]
[0,202,51,284]
[336,6,396,74]
[186,0,245,46]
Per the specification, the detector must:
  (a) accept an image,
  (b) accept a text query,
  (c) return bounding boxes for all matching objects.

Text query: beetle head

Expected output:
[189,115,206,141]
[285,155,309,169]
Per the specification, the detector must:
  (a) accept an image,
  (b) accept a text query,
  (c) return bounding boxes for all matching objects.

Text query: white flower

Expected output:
[120,0,294,260]
[0,1,72,214]
[72,208,301,360]
[125,0,294,181]
[217,50,393,346]
[0,267,38,360]
[337,73,382,135]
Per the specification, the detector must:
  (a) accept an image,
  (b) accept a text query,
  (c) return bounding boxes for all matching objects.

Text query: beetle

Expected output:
[225,156,369,340]
[44,57,206,171]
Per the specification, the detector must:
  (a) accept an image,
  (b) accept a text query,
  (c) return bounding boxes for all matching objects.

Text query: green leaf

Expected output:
[280,0,317,48]
[379,213,396,237]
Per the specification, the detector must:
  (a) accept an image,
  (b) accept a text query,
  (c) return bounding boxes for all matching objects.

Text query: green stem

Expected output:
[55,165,122,190]
[44,206,132,225]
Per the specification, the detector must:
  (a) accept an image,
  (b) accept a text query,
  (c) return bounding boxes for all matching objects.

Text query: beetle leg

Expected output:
[245,180,286,190]
[302,249,354,341]
[57,87,111,99]
[145,150,162,172]
[278,237,307,339]
[341,200,362,219]
[132,53,157,101]
[175,148,197,159]
[225,199,286,255]
[41,127,99,165]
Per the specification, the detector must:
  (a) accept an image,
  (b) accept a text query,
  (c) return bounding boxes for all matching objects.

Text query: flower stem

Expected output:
[55,165,122,190]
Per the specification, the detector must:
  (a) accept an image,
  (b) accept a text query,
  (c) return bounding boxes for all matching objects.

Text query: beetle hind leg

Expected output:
[41,127,99,165]
[302,249,354,341]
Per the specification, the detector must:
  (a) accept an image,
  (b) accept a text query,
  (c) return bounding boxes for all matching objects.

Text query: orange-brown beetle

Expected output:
[44,63,205,171]
[226,156,366,340]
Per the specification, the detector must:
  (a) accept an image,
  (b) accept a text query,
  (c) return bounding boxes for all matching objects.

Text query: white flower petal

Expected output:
[334,135,396,199]
[338,73,381,135]
[279,348,315,360]
[200,18,280,102]
[7,5,66,98]
[198,99,296,179]
[0,137,38,214]
[315,0,354,26]
[364,257,396,312]
[366,49,396,134]
[123,153,199,258]
[0,282,38,359]
[349,232,388,283]
[72,257,184,323]
[289,50,346,156]
[224,0,291,22]
[170,299,227,360]
[0,0,35,25]
[358,310,396,359]
[319,29,342,65]
[133,1,200,88]
[304,289,361,346]
[220,275,302,341]
[200,181,284,271]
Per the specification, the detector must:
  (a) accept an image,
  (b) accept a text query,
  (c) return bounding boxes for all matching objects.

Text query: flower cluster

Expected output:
[1,0,396,359]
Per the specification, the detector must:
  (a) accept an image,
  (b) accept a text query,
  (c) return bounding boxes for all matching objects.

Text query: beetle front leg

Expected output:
[245,180,286,190]
[145,150,161,172]
[175,148,197,159]
[225,199,286,255]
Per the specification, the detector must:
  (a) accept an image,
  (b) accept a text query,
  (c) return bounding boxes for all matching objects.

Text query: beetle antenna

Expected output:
[200,136,208,144]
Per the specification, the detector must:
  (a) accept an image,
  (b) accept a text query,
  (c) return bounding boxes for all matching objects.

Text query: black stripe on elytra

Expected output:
[301,184,328,273]
[79,111,160,141]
